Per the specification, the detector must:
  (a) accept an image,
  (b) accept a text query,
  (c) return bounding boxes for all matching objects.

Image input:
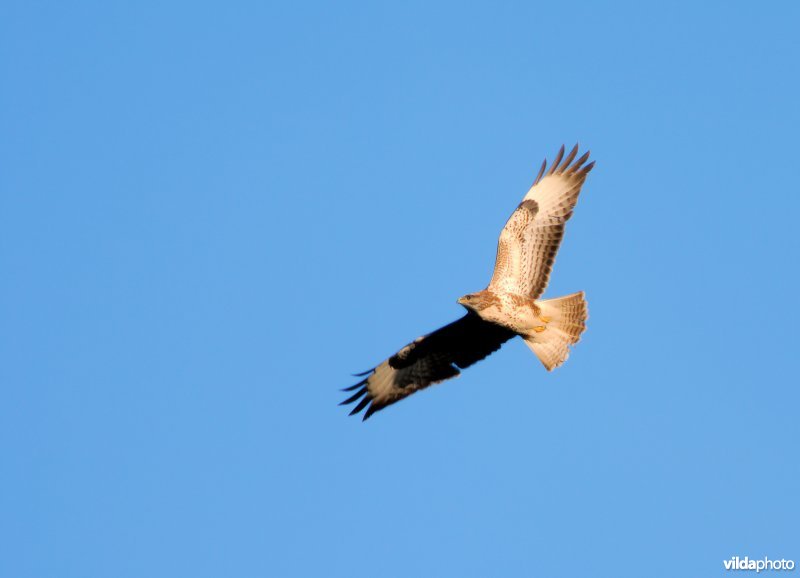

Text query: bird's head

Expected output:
[457,291,496,312]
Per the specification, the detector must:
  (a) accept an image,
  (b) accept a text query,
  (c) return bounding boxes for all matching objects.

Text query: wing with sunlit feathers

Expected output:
[341,313,515,420]
[488,144,594,299]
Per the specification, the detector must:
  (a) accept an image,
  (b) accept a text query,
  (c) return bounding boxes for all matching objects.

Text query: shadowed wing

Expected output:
[488,144,594,299]
[341,313,516,420]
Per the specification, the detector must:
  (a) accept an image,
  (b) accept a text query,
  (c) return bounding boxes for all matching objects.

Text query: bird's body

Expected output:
[458,289,541,334]
[342,145,594,420]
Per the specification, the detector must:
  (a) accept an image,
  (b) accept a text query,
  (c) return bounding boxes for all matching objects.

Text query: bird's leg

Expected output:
[530,302,549,332]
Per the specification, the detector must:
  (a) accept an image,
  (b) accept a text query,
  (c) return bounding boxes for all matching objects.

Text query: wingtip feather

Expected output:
[559,144,579,172]
[533,158,547,185]
[341,377,368,391]
[349,396,371,416]
[340,387,368,406]
[548,145,566,175]
[570,150,591,173]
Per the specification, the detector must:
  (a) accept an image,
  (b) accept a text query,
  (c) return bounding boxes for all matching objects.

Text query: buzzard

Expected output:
[342,145,594,420]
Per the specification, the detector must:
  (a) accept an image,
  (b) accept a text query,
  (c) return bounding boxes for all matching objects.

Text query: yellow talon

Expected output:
[533,326,546,333]
[540,316,551,323]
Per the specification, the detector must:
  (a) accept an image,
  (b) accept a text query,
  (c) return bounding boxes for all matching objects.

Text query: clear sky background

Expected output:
[2,1,799,577]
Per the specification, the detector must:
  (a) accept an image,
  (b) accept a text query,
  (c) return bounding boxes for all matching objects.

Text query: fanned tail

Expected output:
[523,291,587,371]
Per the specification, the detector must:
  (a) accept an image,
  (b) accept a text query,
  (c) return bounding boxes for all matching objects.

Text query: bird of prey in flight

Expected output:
[342,145,594,420]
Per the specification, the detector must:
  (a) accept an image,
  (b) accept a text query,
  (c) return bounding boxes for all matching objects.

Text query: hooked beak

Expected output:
[457,296,468,306]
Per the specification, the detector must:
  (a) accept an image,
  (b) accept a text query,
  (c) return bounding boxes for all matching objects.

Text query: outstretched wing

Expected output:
[488,144,594,299]
[341,313,516,420]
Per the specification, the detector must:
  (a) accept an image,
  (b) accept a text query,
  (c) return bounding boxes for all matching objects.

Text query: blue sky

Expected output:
[2,1,799,576]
